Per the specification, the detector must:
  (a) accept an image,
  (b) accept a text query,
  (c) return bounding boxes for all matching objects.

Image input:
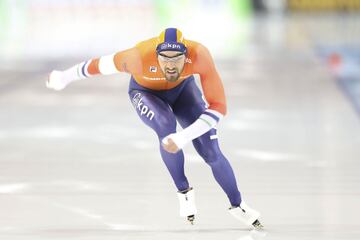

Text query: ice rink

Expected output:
[1,3,360,240]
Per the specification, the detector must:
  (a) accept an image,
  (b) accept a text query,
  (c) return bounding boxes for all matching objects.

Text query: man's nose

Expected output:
[166,62,176,68]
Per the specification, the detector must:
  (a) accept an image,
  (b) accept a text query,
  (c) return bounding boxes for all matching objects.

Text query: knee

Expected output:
[155,114,177,138]
[194,141,220,165]
[156,114,175,127]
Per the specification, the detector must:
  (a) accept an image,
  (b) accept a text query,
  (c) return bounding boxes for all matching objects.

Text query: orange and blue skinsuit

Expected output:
[86,37,227,115]
[80,31,241,206]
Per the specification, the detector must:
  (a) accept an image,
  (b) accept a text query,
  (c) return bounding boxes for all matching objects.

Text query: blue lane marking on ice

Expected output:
[317,46,360,117]
[337,76,360,116]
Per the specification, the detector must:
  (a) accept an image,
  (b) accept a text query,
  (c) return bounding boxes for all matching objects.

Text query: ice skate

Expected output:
[252,219,264,229]
[229,201,263,229]
[177,187,197,225]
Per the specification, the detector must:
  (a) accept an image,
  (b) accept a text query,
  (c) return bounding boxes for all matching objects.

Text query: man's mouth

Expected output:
[164,68,180,82]
[166,69,177,75]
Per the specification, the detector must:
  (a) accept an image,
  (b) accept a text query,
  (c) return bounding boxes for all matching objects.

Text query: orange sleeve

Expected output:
[86,47,142,76]
[194,44,227,116]
[113,47,142,74]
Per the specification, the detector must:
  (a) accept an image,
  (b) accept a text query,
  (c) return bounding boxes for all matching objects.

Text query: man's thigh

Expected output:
[129,90,177,138]
[172,80,207,128]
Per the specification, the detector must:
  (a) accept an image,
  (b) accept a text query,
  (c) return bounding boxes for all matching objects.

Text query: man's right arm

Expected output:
[47,47,141,90]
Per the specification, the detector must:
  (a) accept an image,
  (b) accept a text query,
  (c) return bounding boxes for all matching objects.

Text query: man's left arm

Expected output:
[162,44,226,153]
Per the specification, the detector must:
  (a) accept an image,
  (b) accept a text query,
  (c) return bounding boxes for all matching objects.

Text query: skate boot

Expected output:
[229,201,263,229]
[177,187,197,225]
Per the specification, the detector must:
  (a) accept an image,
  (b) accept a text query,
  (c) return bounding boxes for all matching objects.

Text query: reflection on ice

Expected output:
[0,183,28,193]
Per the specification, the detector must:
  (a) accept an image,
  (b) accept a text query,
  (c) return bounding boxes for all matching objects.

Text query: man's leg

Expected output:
[129,90,189,191]
[192,130,241,207]
[172,79,241,207]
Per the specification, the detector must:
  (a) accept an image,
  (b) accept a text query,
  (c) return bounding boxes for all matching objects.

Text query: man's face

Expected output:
[157,51,186,82]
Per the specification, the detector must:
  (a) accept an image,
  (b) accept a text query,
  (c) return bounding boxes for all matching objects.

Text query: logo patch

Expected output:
[149,66,157,72]
[160,43,181,50]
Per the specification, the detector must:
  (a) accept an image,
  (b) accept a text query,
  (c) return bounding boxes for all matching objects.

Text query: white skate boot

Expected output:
[177,187,197,225]
[229,201,263,229]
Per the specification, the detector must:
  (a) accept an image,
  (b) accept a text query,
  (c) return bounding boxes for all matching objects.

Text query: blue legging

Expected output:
[128,76,241,206]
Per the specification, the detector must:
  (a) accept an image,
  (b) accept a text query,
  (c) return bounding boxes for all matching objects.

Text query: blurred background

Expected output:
[0,1,360,240]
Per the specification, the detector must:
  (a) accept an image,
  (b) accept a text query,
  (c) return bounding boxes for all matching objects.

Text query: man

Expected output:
[47,28,263,229]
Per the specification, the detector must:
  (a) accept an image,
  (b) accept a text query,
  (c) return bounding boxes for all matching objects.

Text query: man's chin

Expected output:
[165,74,180,82]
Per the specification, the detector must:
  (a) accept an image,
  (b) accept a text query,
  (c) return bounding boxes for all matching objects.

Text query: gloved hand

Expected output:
[162,133,187,153]
[162,137,180,153]
[46,70,68,91]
